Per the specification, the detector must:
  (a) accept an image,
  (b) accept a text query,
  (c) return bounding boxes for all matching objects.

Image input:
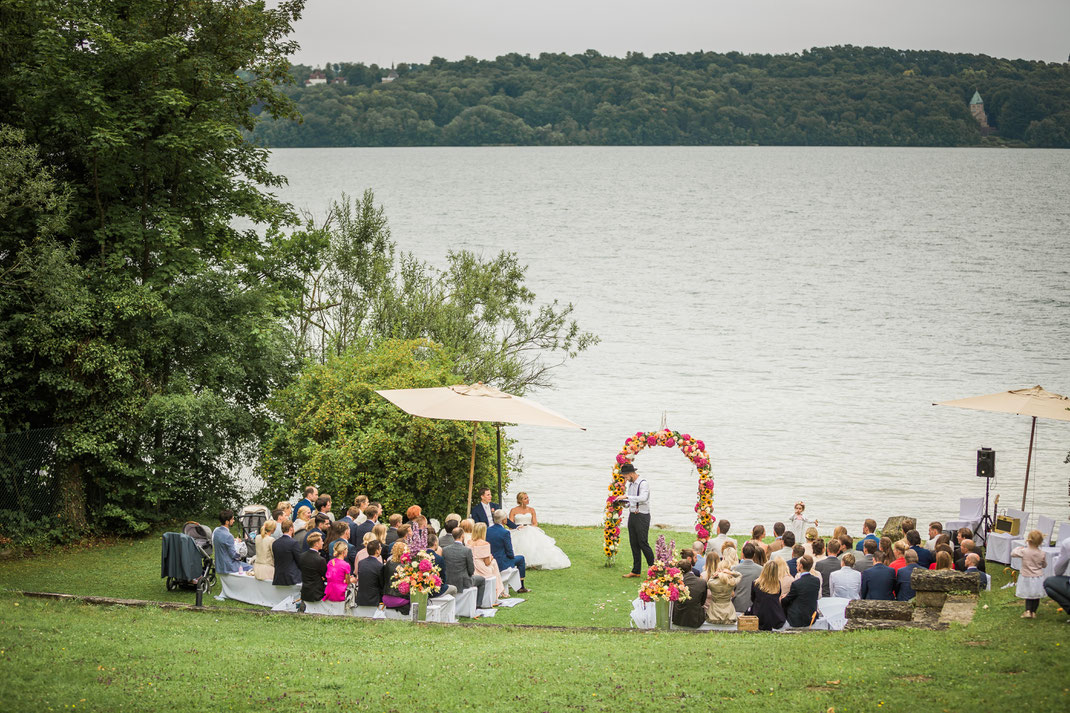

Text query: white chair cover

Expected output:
[426,594,456,623]
[218,574,301,607]
[351,605,405,620]
[946,497,984,535]
[303,599,347,616]
[1036,516,1056,545]
[480,577,499,608]
[987,509,1030,564]
[816,597,850,631]
[629,597,655,629]
[453,586,478,618]
[500,566,522,593]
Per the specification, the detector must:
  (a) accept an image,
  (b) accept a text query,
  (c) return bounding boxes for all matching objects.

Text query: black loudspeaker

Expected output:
[976,447,995,478]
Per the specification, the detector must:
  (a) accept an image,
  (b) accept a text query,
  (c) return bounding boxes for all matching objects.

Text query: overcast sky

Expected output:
[287,0,1069,68]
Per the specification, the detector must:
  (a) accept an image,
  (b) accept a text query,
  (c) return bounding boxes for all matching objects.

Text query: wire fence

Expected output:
[0,427,62,525]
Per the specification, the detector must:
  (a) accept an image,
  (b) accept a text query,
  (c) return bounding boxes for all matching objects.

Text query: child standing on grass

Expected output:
[1011,530,1048,618]
[323,540,352,602]
[788,501,818,542]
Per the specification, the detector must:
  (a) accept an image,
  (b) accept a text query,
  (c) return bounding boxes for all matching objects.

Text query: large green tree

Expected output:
[0,0,312,536]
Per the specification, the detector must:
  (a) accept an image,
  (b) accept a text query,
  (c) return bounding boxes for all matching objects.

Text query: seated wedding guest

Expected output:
[439,516,461,543]
[276,501,293,525]
[671,549,708,629]
[830,553,862,599]
[930,544,952,569]
[811,538,827,564]
[325,521,357,569]
[297,513,330,550]
[773,557,794,601]
[423,532,454,598]
[324,541,352,602]
[691,540,707,575]
[769,531,795,563]
[861,552,896,600]
[746,525,768,556]
[888,542,908,572]
[878,537,893,565]
[782,555,820,628]
[382,542,413,614]
[372,523,388,551]
[489,510,530,593]
[353,532,377,583]
[732,542,763,613]
[751,561,787,630]
[954,539,987,573]
[384,513,403,550]
[710,519,732,555]
[964,553,990,590]
[298,532,328,605]
[469,522,505,600]
[295,486,317,520]
[926,522,943,551]
[832,525,848,543]
[253,520,277,581]
[293,505,312,534]
[394,524,412,549]
[271,519,301,586]
[838,534,854,556]
[705,557,741,626]
[720,543,739,569]
[701,551,721,580]
[751,544,768,567]
[460,518,476,544]
[802,527,819,556]
[814,538,842,596]
[854,538,878,572]
[769,522,786,554]
[340,506,360,528]
[953,527,973,559]
[269,509,284,539]
[355,541,386,606]
[855,519,879,551]
[787,543,805,576]
[352,495,369,525]
[443,526,487,607]
[933,550,953,571]
[315,494,333,522]
[352,505,379,542]
[213,509,251,575]
[894,549,920,601]
[405,505,422,523]
[906,530,934,568]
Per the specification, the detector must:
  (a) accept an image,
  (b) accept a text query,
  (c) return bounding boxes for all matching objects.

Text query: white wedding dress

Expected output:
[510,513,571,570]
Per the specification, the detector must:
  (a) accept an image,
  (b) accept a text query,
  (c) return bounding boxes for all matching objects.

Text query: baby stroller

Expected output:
[160,522,217,605]
[238,504,270,558]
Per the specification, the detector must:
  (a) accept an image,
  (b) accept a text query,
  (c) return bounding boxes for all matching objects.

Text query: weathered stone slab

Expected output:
[912,569,980,593]
[914,591,947,609]
[880,516,912,543]
[937,595,978,627]
[846,600,914,621]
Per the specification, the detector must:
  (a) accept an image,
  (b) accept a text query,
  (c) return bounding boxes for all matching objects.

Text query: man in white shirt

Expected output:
[1043,535,1070,620]
[709,519,732,557]
[926,521,943,551]
[616,463,653,578]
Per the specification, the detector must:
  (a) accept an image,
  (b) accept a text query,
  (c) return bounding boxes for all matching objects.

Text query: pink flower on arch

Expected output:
[696,440,705,451]
[696,525,709,539]
[635,431,645,438]
[682,434,691,441]
[665,437,675,447]
[647,435,657,446]
[616,453,628,465]
[703,479,714,490]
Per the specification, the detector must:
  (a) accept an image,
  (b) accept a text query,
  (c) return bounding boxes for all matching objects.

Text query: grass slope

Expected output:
[0,526,1066,712]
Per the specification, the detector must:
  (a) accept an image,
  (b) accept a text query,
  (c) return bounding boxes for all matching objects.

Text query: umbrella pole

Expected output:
[1021,416,1036,510]
[466,422,477,519]
[496,424,503,507]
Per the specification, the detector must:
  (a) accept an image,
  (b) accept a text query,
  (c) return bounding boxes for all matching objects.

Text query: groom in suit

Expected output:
[488,510,530,593]
[471,487,499,528]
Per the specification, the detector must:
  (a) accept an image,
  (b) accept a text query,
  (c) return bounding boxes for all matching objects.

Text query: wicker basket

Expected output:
[737,615,759,632]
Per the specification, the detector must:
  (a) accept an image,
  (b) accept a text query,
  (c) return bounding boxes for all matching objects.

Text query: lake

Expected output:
[267,146,1070,535]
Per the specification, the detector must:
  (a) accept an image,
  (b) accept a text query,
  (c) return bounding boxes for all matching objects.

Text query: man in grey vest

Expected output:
[616,463,654,578]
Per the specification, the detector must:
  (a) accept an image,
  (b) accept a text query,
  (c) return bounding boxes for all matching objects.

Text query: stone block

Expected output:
[845,599,914,621]
[911,569,980,593]
[880,516,913,543]
[914,591,948,609]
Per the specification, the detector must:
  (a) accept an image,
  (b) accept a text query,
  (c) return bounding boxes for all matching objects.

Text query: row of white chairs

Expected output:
[944,498,1068,579]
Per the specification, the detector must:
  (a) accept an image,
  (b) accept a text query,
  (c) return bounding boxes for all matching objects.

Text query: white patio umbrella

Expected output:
[935,385,1070,509]
[375,382,585,515]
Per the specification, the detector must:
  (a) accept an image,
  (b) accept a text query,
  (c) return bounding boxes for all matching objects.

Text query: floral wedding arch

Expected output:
[603,429,714,563]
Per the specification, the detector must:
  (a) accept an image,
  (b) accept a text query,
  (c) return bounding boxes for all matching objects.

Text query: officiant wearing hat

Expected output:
[617,463,654,578]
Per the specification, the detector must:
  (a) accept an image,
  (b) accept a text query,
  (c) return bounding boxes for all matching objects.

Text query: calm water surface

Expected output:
[267,147,1070,534]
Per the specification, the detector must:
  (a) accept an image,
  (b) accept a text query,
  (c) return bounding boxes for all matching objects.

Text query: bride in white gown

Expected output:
[508,493,570,570]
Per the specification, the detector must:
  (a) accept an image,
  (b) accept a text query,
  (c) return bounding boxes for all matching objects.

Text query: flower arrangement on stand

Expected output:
[603,428,715,563]
[638,535,690,630]
[389,526,443,621]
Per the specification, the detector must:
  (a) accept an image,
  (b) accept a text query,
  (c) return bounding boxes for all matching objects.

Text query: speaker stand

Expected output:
[978,475,995,545]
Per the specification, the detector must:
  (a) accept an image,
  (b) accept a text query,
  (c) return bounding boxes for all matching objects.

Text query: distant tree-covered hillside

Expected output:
[252,47,1070,148]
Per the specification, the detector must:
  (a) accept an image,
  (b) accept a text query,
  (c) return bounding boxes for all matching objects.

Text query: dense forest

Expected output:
[251,46,1070,148]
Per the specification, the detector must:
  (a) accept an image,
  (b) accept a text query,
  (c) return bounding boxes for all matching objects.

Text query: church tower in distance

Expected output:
[970,91,992,133]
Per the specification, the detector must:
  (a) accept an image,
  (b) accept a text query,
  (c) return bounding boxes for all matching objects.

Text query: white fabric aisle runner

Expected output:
[496,597,524,607]
[476,608,497,617]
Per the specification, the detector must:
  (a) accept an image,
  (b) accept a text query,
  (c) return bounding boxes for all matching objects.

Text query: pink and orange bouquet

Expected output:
[389,546,443,595]
[638,538,691,604]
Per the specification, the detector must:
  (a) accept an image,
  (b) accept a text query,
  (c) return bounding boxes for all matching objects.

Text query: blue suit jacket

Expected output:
[471,502,499,527]
[895,563,920,601]
[486,523,522,571]
[860,563,896,600]
[910,545,934,569]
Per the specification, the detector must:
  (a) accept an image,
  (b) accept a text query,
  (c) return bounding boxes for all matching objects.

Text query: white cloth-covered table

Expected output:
[987,509,1029,564]
[1011,522,1069,574]
[218,573,301,607]
[453,586,478,618]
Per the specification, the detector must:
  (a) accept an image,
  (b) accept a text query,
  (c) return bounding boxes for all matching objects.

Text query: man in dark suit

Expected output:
[271,519,302,586]
[964,553,990,590]
[786,544,804,577]
[814,539,843,597]
[488,511,529,593]
[894,550,921,601]
[853,538,878,572]
[297,532,328,605]
[424,533,454,598]
[442,526,487,605]
[782,555,820,627]
[297,513,330,551]
[860,552,896,600]
[339,506,358,528]
[671,549,708,629]
[352,505,379,544]
[954,539,986,573]
[906,530,934,569]
[355,541,386,606]
[384,514,403,552]
[732,542,763,613]
[471,487,499,528]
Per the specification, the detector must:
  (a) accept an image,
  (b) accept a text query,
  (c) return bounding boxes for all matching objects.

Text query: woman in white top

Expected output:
[507,493,570,570]
[252,521,277,581]
[828,552,862,599]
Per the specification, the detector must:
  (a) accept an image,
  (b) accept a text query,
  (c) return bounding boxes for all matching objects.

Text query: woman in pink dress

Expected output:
[468,522,504,599]
[323,541,352,602]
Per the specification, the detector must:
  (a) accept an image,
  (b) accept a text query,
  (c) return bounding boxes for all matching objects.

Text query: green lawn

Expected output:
[0,526,1067,712]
